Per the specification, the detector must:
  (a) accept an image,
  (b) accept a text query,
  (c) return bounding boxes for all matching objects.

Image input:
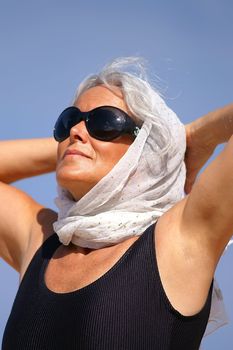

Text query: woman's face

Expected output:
[56,85,134,200]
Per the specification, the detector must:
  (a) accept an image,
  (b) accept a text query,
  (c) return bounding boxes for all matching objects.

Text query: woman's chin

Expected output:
[57,164,90,182]
[56,171,96,200]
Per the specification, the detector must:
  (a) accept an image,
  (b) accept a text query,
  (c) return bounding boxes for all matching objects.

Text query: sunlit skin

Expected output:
[56,85,135,200]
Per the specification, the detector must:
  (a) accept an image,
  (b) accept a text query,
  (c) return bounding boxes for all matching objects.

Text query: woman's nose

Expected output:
[69,121,89,143]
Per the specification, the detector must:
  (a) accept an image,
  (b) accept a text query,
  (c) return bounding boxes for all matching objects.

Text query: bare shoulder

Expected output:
[154,199,214,316]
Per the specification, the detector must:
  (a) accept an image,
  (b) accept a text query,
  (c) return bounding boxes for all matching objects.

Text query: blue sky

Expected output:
[0,1,233,348]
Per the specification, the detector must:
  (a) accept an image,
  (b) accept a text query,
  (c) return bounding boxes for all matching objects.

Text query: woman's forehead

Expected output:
[74,85,129,113]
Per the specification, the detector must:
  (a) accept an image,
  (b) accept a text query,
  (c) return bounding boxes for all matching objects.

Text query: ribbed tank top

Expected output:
[2,225,213,350]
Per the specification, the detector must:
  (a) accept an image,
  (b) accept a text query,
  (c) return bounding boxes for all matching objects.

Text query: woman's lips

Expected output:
[63,149,92,159]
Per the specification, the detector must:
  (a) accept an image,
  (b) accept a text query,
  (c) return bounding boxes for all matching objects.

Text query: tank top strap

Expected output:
[41,233,62,260]
[19,233,61,289]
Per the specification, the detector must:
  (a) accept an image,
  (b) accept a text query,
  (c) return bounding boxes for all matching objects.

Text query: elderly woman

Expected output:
[1,58,233,349]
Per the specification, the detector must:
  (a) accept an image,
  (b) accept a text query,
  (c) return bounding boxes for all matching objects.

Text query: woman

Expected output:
[1,58,233,349]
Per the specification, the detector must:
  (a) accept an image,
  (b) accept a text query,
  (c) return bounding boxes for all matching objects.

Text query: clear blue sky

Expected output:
[0,1,233,348]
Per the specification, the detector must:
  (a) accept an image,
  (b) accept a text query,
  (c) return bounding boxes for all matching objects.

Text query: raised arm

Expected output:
[155,104,233,316]
[0,138,57,183]
[0,138,57,272]
[183,103,233,260]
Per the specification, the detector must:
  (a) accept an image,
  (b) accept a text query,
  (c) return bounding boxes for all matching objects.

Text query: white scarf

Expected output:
[53,94,228,338]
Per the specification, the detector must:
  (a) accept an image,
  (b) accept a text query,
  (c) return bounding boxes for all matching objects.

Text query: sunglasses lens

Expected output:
[88,107,125,141]
[54,108,81,142]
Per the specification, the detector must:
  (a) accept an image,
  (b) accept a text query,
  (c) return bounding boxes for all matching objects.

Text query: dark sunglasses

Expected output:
[53,105,140,142]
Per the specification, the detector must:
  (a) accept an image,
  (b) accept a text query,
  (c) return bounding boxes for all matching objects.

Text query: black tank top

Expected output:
[2,225,213,350]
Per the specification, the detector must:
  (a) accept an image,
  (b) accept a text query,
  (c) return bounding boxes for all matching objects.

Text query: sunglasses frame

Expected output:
[53,105,140,142]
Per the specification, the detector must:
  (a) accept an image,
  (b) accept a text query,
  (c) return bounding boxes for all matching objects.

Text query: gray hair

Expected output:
[73,57,172,154]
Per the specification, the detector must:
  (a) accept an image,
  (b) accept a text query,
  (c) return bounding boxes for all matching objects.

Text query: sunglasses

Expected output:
[53,105,140,142]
